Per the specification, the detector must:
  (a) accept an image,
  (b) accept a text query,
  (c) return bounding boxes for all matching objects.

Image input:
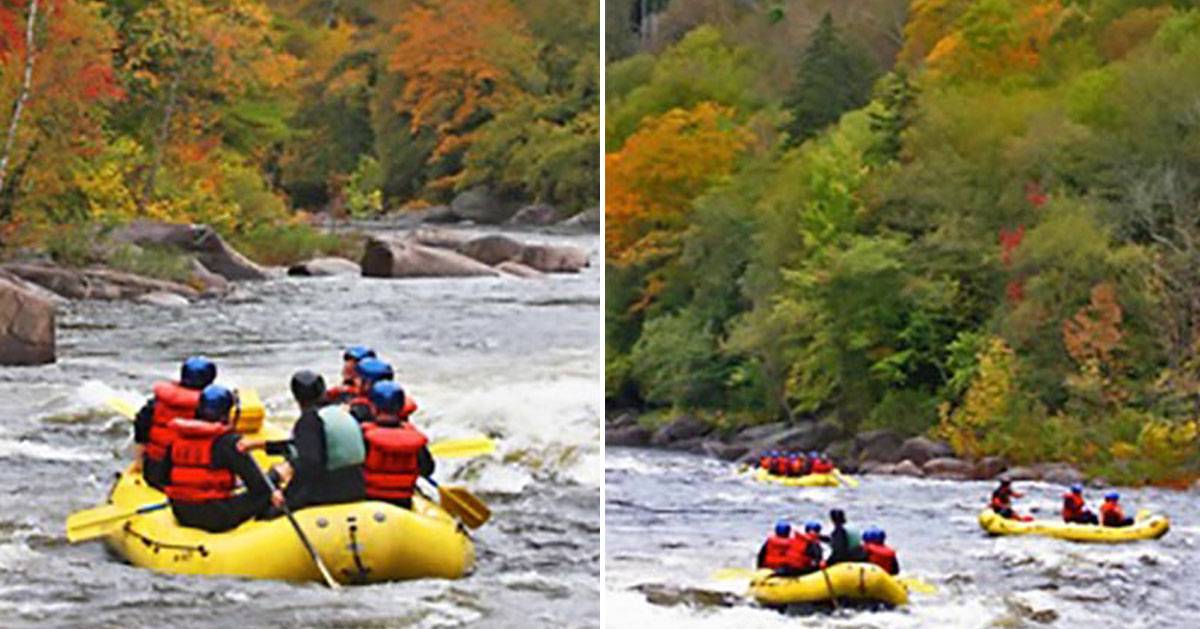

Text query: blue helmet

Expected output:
[863,527,885,543]
[1104,491,1119,501]
[369,381,407,414]
[197,385,234,421]
[355,358,394,384]
[343,345,376,362]
[804,520,822,533]
[774,520,791,537]
[180,356,216,389]
[809,451,819,458]
[1070,484,1083,494]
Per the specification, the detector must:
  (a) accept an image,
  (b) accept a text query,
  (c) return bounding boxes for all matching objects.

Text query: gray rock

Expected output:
[407,205,460,224]
[110,220,268,280]
[858,460,889,474]
[1034,463,1084,486]
[449,186,520,224]
[457,234,526,266]
[1,263,199,301]
[999,466,1040,482]
[825,438,857,471]
[974,456,1008,480]
[559,206,600,231]
[408,228,472,249]
[135,291,190,307]
[287,257,361,277]
[607,425,652,447]
[189,259,229,295]
[897,436,954,466]
[855,429,904,464]
[891,459,925,477]
[650,415,712,446]
[496,261,543,278]
[736,421,789,442]
[518,243,589,273]
[702,441,749,461]
[360,237,500,278]
[670,436,708,453]
[508,204,559,226]
[0,276,56,365]
[923,457,974,479]
[765,419,841,452]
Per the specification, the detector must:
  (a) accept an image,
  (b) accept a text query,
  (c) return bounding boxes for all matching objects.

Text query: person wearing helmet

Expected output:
[246,370,367,514]
[989,479,1031,521]
[757,520,811,575]
[770,451,790,477]
[323,346,377,404]
[862,527,900,575]
[826,508,868,566]
[809,451,833,474]
[133,356,218,490]
[164,385,272,533]
[346,358,396,423]
[1100,492,1134,527]
[1062,484,1098,525]
[757,450,772,470]
[360,381,434,509]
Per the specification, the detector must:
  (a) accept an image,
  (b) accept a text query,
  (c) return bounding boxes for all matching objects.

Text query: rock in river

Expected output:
[361,237,500,279]
[0,276,56,365]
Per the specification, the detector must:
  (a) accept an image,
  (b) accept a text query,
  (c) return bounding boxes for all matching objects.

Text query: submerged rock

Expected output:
[631,583,740,609]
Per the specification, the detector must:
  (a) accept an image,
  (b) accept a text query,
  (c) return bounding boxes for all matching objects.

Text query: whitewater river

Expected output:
[606,447,1199,628]
[0,228,600,628]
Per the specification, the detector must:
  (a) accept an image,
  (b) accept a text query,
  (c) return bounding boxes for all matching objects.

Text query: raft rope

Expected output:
[124,521,209,557]
[343,515,371,584]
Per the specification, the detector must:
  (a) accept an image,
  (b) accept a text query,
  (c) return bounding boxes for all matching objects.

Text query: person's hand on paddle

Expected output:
[271,489,286,509]
[237,438,266,454]
[272,461,294,485]
[130,446,143,473]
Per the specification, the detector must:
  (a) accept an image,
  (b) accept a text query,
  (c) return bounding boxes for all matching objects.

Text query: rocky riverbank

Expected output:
[606,410,1089,486]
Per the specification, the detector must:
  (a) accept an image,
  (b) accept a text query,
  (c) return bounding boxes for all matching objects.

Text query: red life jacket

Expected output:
[991,487,1013,509]
[760,535,792,570]
[1062,493,1085,520]
[758,456,771,469]
[325,382,360,404]
[810,459,833,474]
[400,396,418,418]
[362,422,427,501]
[1100,502,1125,525]
[787,535,817,571]
[146,381,202,462]
[349,394,377,418]
[864,542,898,575]
[789,458,807,476]
[770,457,790,476]
[164,419,236,505]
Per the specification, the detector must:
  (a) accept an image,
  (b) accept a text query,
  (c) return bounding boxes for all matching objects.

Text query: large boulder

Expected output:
[1,263,200,301]
[449,187,520,224]
[1034,463,1084,486]
[110,220,268,281]
[508,204,559,226]
[763,420,841,452]
[360,237,500,278]
[736,421,789,443]
[0,276,55,365]
[825,439,857,471]
[891,459,925,477]
[897,436,954,466]
[923,457,974,480]
[408,228,473,250]
[650,415,712,447]
[287,257,361,277]
[189,259,229,295]
[518,243,589,273]
[559,206,600,231]
[974,456,1008,480]
[999,466,1040,482]
[456,235,526,266]
[608,425,652,447]
[855,429,905,464]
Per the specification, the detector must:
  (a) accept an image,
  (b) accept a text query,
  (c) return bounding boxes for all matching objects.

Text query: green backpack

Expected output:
[317,406,365,471]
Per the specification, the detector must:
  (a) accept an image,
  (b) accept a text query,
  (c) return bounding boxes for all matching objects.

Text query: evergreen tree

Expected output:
[867,69,919,164]
[781,13,879,146]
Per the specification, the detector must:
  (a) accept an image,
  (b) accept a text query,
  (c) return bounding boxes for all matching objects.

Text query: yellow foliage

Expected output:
[1109,440,1137,460]
[936,336,1017,458]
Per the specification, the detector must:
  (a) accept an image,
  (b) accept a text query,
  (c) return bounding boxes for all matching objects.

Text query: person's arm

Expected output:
[756,543,767,569]
[133,398,155,444]
[892,554,900,575]
[418,446,435,478]
[214,434,272,507]
[807,540,822,564]
[349,403,373,424]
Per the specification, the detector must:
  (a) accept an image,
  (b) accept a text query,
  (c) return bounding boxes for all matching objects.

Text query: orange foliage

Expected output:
[389,0,539,176]
[605,102,752,266]
[923,0,1065,81]
[1063,282,1124,368]
[1098,6,1173,61]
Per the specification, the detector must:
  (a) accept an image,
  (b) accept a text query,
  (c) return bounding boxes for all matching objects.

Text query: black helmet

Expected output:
[290,370,326,405]
[830,508,846,525]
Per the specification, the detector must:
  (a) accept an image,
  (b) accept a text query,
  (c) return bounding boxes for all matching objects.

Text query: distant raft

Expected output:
[749,562,909,607]
[752,467,843,487]
[977,509,1169,543]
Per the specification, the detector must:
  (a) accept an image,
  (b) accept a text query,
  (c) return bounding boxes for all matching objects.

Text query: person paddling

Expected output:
[1100,492,1134,527]
[810,451,833,474]
[862,527,900,575]
[757,520,817,576]
[164,385,272,533]
[788,453,808,477]
[826,509,867,565]
[990,480,1030,521]
[1062,484,1099,525]
[361,381,433,509]
[134,356,218,490]
[323,345,376,404]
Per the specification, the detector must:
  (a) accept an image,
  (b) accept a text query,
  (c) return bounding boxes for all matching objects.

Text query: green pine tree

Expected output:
[867,69,919,164]
[781,13,879,146]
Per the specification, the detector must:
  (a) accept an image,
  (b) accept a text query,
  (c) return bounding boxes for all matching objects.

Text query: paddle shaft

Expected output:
[259,468,341,589]
[66,500,169,543]
[820,567,840,610]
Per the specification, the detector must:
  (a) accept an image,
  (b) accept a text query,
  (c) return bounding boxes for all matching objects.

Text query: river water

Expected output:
[606,447,1199,628]
[0,228,601,628]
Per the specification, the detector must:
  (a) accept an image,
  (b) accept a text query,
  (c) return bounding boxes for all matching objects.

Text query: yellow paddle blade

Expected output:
[897,576,938,594]
[1135,508,1150,521]
[439,485,491,529]
[66,504,130,543]
[711,567,770,581]
[106,396,138,421]
[834,470,860,488]
[429,437,496,460]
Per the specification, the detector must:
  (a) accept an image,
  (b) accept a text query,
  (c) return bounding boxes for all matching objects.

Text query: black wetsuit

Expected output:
[265,405,366,512]
[134,399,170,490]
[169,433,272,533]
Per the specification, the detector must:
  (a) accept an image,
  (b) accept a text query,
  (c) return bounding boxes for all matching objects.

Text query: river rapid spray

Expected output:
[606,447,1200,628]
[0,228,600,628]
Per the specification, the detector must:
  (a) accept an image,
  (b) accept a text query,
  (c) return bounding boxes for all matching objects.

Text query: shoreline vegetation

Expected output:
[0,1,599,277]
[605,1,1200,488]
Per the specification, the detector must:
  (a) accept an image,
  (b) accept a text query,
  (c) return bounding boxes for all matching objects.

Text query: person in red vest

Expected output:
[769,451,790,477]
[757,520,819,576]
[323,345,376,404]
[809,451,833,474]
[862,527,900,575]
[757,451,772,470]
[1062,484,1099,524]
[133,356,217,490]
[347,358,401,422]
[1100,492,1134,527]
[788,453,809,477]
[990,480,1031,521]
[360,381,433,509]
[164,385,273,532]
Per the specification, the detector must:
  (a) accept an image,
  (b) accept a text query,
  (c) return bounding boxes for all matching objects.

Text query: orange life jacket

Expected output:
[758,456,771,469]
[399,396,418,418]
[1062,493,1086,520]
[760,535,793,570]
[146,381,201,462]
[770,457,790,476]
[864,542,898,575]
[324,381,360,404]
[362,422,427,501]
[789,457,808,476]
[164,419,237,505]
[810,459,833,474]
[1100,501,1125,525]
[787,535,817,571]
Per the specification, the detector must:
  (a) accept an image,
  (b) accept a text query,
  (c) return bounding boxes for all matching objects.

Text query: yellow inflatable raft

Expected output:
[752,467,842,487]
[750,562,909,607]
[978,509,1169,543]
[99,390,475,584]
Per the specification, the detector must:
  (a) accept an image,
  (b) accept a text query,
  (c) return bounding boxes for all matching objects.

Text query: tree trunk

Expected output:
[0,0,40,197]
[139,68,182,212]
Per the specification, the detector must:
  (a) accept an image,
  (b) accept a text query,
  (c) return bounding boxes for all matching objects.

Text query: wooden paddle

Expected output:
[258,466,341,589]
[65,500,169,543]
[424,477,490,529]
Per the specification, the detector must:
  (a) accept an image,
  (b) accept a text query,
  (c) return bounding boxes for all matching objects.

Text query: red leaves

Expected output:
[998,224,1025,266]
